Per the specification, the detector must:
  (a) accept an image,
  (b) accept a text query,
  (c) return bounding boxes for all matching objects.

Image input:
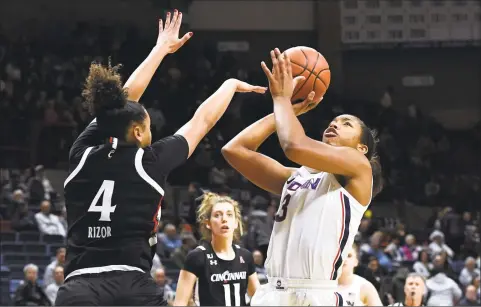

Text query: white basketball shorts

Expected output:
[251,278,345,306]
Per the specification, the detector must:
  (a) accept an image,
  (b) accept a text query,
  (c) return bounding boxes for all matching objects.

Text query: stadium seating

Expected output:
[0,231,64,299]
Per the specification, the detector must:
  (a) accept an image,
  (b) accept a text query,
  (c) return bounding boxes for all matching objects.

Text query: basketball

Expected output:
[284,46,331,103]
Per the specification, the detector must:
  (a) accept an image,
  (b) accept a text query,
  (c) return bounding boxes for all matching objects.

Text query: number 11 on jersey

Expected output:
[223,283,240,306]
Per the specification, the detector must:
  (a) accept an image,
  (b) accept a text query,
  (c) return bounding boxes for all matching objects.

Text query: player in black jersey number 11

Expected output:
[174,193,260,306]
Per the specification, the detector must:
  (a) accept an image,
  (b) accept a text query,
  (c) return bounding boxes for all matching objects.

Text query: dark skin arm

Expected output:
[222,91,321,195]
[261,49,372,205]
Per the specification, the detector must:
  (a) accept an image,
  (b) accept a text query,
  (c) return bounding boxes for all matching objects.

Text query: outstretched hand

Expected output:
[261,48,304,100]
[229,79,267,94]
[157,10,193,53]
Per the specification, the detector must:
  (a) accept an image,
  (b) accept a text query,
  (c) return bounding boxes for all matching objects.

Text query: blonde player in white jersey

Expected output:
[337,245,383,306]
[222,48,383,306]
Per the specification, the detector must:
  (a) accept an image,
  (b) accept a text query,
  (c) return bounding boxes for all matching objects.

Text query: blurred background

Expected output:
[0,0,479,306]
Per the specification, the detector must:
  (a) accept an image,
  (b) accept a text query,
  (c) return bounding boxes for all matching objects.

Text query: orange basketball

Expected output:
[284,46,331,103]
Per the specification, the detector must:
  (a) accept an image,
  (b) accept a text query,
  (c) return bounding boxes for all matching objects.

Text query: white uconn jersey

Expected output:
[265,167,370,281]
[338,275,368,306]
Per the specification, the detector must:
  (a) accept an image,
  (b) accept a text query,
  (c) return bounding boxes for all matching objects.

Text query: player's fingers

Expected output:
[270,50,280,76]
[277,51,287,76]
[171,9,179,31]
[306,91,315,104]
[284,53,293,77]
[173,11,183,32]
[251,86,268,94]
[159,19,163,32]
[165,11,172,29]
[261,61,274,80]
[179,32,193,46]
[274,48,282,58]
[293,76,305,88]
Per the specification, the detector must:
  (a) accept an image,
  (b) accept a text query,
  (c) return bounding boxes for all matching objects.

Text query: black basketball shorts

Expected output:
[55,271,167,306]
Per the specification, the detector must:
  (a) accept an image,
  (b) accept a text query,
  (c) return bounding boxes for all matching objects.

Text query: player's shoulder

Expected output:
[354,274,369,284]
[234,244,253,258]
[186,245,208,258]
[356,274,376,290]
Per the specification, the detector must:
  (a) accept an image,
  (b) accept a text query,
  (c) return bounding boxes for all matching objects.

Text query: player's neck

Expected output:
[211,236,234,257]
[404,296,422,306]
[337,272,354,285]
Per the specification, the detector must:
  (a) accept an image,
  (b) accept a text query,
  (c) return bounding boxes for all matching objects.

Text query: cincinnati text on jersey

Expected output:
[210,270,247,282]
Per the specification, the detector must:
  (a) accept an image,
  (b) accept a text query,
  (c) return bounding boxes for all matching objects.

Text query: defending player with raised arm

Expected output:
[224,48,383,306]
[337,246,383,306]
[174,193,260,306]
[57,11,265,307]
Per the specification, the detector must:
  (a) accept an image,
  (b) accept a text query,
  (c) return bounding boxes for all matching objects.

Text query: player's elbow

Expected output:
[281,141,302,161]
[221,142,239,159]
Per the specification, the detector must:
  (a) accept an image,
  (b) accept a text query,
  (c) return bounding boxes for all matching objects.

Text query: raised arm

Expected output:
[261,49,370,179]
[69,12,191,162]
[124,10,192,102]
[222,93,319,195]
[176,79,266,158]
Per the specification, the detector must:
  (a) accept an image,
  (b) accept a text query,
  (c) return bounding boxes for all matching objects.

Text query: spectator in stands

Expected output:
[151,253,163,276]
[157,223,182,258]
[11,201,37,232]
[28,166,56,204]
[43,248,66,287]
[459,285,479,306]
[171,233,197,269]
[429,230,454,259]
[365,256,386,291]
[426,258,462,306]
[147,100,166,136]
[58,206,67,231]
[153,268,175,305]
[252,250,267,285]
[385,234,403,267]
[474,276,480,301]
[44,266,64,304]
[413,250,433,279]
[34,200,66,237]
[459,257,480,288]
[400,234,423,262]
[6,189,26,219]
[2,172,27,203]
[242,195,271,260]
[13,263,51,306]
[364,231,393,271]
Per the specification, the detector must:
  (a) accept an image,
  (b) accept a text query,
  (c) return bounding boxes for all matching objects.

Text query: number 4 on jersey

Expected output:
[88,180,117,222]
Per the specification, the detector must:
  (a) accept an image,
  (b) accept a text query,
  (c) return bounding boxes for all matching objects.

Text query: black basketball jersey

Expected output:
[183,242,256,306]
[63,119,188,278]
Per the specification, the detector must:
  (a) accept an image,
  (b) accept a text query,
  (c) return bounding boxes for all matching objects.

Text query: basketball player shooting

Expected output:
[222,48,383,306]
[56,10,265,306]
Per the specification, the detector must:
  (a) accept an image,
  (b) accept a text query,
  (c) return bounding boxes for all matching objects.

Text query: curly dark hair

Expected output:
[82,61,128,117]
[81,61,146,140]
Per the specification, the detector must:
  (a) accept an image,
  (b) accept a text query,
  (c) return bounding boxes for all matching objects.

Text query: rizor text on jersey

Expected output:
[88,226,112,238]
